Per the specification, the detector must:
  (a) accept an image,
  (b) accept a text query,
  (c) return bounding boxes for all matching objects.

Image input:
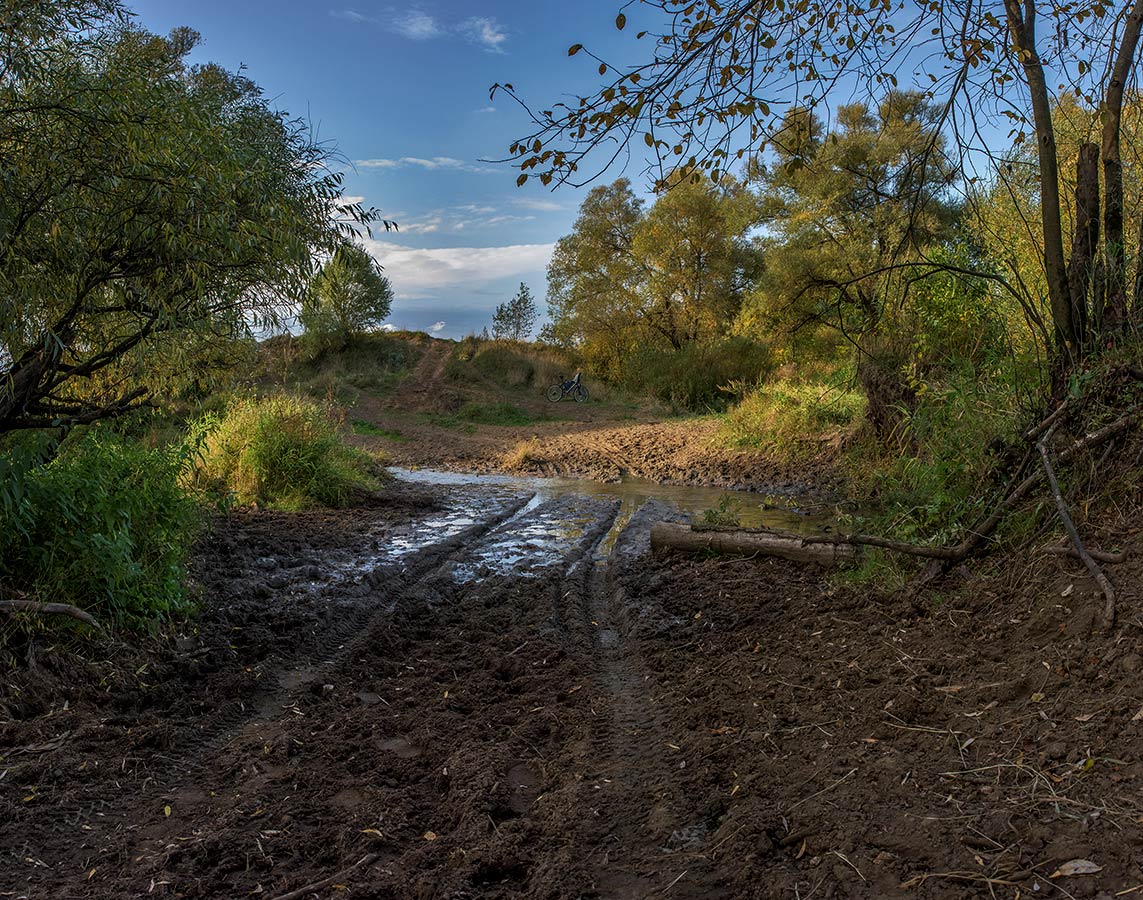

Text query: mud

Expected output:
[3,477,1143,899]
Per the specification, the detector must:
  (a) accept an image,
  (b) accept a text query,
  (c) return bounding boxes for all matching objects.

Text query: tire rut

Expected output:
[566,501,730,899]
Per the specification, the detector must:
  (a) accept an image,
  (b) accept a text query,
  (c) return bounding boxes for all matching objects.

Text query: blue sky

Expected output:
[129,0,657,339]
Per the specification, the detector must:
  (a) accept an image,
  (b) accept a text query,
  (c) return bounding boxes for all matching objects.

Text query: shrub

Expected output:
[627,338,774,411]
[0,431,199,626]
[187,394,380,508]
[470,344,536,388]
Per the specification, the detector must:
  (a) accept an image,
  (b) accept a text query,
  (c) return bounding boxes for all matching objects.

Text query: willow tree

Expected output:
[0,2,375,433]
[493,0,1143,366]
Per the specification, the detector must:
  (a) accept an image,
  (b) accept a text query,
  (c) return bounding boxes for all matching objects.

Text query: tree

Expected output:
[546,180,646,378]
[742,95,958,345]
[494,0,1143,366]
[0,3,375,433]
[491,283,539,341]
[300,243,394,348]
[547,175,760,378]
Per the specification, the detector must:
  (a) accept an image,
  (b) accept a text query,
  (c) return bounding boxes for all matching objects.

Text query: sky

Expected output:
[129,0,659,340]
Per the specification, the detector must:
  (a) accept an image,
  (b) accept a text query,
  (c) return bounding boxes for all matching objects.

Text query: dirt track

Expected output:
[4,473,1143,899]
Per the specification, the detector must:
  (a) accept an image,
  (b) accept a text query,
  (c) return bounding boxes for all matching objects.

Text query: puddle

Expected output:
[389,468,830,533]
[388,467,836,578]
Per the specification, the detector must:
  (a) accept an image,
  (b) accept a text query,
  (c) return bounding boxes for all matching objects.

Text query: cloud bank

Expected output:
[366,240,555,300]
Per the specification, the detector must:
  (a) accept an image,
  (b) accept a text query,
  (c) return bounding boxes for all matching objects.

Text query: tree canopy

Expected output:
[546,175,760,379]
[300,244,394,348]
[496,0,1143,365]
[0,2,374,433]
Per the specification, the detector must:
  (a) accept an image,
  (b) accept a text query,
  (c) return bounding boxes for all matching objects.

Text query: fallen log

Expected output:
[650,522,857,565]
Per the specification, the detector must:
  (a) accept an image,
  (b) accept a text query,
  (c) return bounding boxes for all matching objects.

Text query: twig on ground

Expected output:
[786,768,857,812]
[1042,544,1127,564]
[268,853,380,900]
[1037,428,1117,630]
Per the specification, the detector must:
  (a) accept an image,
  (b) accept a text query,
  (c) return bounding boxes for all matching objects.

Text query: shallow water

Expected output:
[387,467,828,535]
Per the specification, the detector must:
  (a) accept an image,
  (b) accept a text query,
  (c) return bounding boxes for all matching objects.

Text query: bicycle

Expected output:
[546,372,589,403]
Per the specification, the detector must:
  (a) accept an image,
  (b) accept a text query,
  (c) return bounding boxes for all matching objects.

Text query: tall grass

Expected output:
[0,430,199,626]
[187,394,381,509]
[723,367,866,460]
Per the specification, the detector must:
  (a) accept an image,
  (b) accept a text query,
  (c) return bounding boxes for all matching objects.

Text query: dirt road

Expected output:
[3,477,1142,899]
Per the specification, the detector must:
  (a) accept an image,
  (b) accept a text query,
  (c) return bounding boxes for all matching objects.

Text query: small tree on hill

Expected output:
[492,283,538,341]
[300,243,393,350]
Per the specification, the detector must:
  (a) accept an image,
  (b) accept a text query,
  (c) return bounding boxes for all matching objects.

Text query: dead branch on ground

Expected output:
[1037,428,1117,630]
[0,597,100,628]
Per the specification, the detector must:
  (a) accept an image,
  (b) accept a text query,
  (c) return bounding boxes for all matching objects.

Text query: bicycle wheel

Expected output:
[546,384,564,402]
[574,385,589,403]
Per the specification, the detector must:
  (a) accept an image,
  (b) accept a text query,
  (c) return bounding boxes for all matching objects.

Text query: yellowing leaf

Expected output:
[1050,859,1101,878]
[568,43,583,56]
[163,805,172,817]
[616,13,627,29]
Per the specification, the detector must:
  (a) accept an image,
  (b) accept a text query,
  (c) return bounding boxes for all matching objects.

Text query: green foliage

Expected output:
[492,283,539,342]
[187,395,380,509]
[0,8,374,433]
[740,95,957,349]
[627,338,774,411]
[546,176,761,381]
[0,430,199,625]
[470,344,537,388]
[702,494,742,527]
[457,403,534,426]
[723,370,866,460]
[280,332,421,401]
[300,243,394,351]
[351,420,404,440]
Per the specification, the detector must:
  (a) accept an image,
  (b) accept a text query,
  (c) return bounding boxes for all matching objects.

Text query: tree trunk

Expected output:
[1099,0,1143,334]
[1068,143,1100,346]
[1134,209,1143,319]
[1003,0,1076,357]
[649,522,857,565]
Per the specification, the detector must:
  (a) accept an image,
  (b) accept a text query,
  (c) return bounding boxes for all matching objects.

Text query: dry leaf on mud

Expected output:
[1073,712,1098,722]
[423,831,438,841]
[711,726,736,735]
[1050,859,1101,877]
[1131,705,1143,721]
[360,828,383,837]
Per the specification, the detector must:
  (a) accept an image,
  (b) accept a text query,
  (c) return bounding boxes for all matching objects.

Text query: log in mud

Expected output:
[3,477,1143,899]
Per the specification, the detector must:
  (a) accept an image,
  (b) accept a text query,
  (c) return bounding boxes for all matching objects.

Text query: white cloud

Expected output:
[392,10,441,40]
[355,156,496,175]
[365,240,556,300]
[379,323,399,332]
[510,197,564,212]
[474,106,496,114]
[460,16,507,53]
[331,9,374,24]
[428,321,447,334]
[394,205,534,234]
[335,195,366,206]
[335,7,508,53]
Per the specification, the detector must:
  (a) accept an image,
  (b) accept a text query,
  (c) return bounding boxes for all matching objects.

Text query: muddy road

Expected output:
[4,477,1143,899]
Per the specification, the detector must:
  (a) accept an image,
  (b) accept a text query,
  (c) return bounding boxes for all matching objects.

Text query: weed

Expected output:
[351,419,404,440]
[702,493,743,527]
[186,394,381,509]
[503,437,545,468]
[0,429,200,626]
